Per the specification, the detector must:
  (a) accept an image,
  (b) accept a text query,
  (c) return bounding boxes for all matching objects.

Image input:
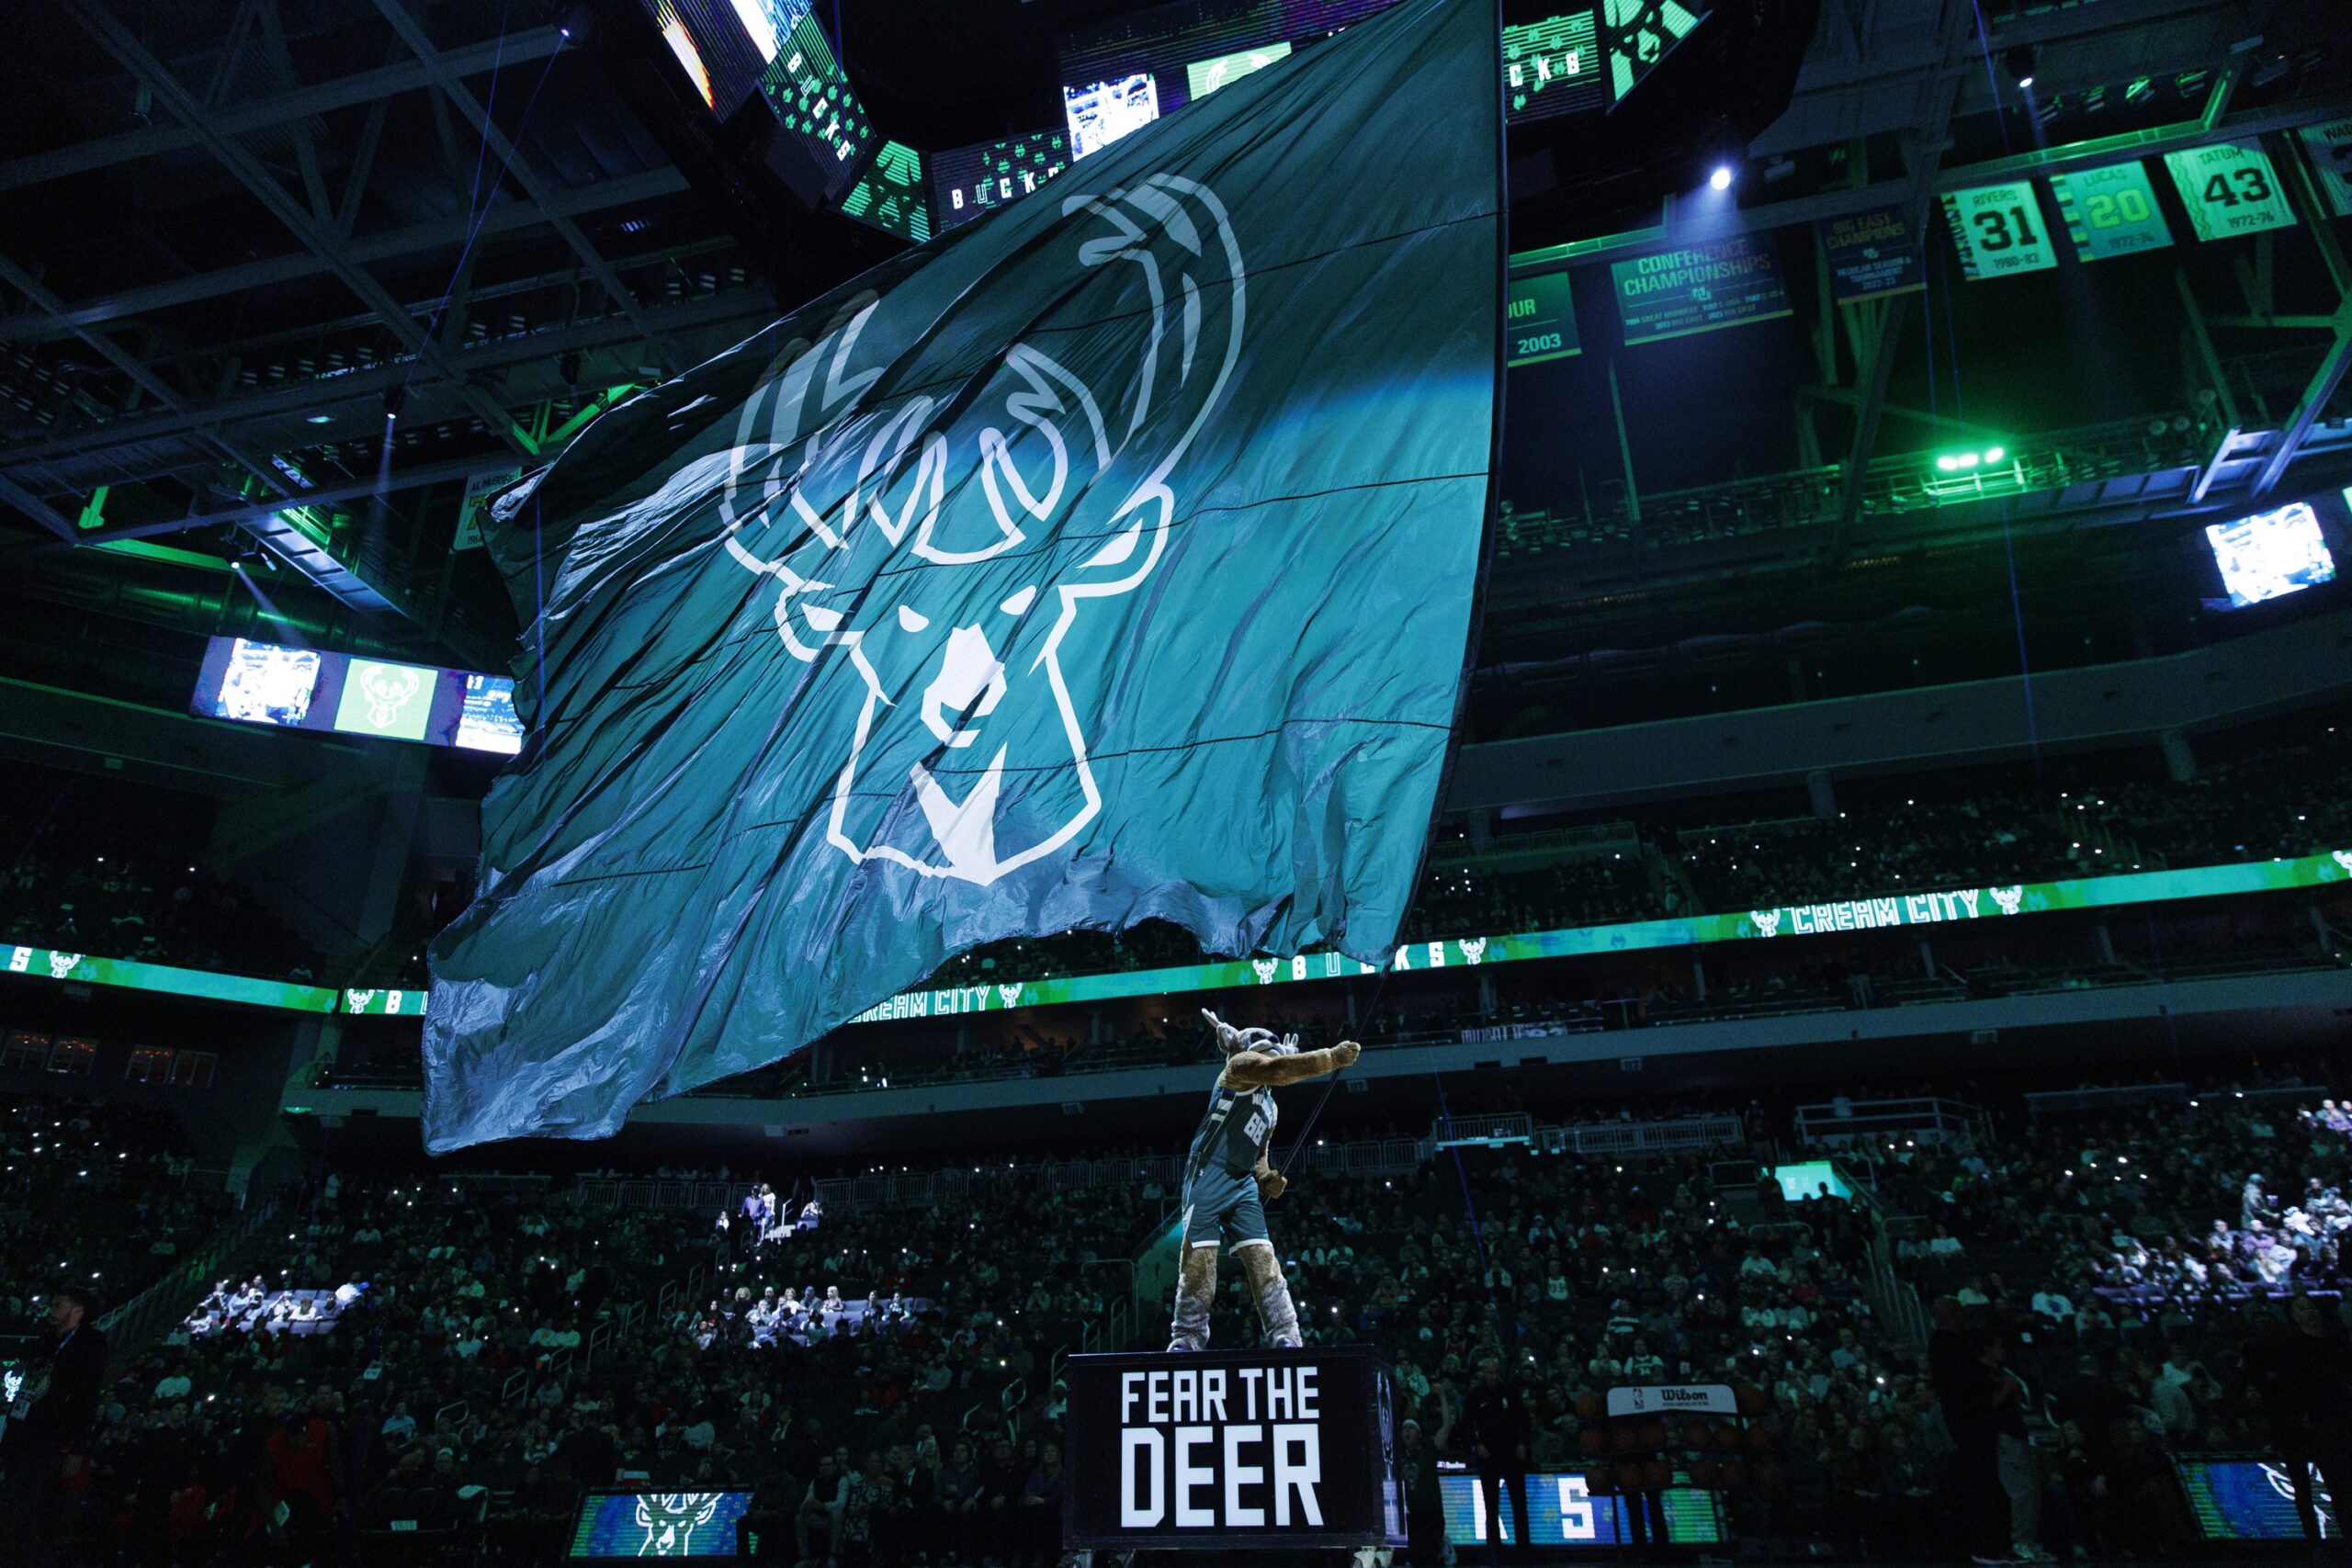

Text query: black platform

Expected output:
[1062,1345,1405,1551]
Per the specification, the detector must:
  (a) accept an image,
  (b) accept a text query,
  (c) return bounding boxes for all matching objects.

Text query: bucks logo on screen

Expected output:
[716,175,1245,886]
[633,1493,723,1556]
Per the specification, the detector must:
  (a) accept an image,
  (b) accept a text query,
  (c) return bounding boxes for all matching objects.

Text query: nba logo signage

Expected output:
[1065,1348,1405,1549]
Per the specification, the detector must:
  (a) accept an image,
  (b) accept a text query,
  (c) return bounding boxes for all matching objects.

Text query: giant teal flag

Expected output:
[424,0,1503,1149]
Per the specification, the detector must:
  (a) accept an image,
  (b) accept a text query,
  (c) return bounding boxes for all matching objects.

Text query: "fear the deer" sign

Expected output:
[1064,1348,1404,1550]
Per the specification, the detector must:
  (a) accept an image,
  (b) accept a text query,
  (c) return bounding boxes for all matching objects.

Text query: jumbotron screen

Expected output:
[188,637,524,754]
[2204,501,2337,608]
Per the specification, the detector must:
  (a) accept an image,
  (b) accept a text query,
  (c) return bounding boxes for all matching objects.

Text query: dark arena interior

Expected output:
[6,0,2352,1563]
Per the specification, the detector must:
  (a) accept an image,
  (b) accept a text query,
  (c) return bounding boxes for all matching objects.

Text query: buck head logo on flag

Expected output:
[424,0,1503,1150]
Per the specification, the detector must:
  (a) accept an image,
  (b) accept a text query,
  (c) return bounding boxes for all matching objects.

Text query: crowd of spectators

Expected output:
[12,1074,2352,1565]
[28,1156,1154,1567]
[1,834,324,984]
[0,1093,224,1336]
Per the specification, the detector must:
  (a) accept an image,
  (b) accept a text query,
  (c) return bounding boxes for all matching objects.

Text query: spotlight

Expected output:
[382,386,406,423]
[304,413,333,426]
[2004,45,2037,89]
[1709,165,1734,192]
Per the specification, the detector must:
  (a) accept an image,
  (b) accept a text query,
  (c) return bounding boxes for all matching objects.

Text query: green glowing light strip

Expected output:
[12,851,2350,1023]
[842,848,2352,1022]
[4,943,339,1012]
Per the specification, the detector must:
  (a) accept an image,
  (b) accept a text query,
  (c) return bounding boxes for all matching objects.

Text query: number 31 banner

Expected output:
[1940,180,2057,280]
[2163,142,2299,241]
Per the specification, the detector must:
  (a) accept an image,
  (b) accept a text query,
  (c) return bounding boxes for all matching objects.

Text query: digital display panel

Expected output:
[334,658,438,741]
[190,637,516,753]
[355,846,2352,1024]
[2177,1458,2333,1540]
[457,674,526,754]
[840,140,932,243]
[1437,1471,1725,1546]
[1600,0,1705,105]
[635,0,788,114]
[208,638,323,727]
[755,6,873,192]
[931,130,1071,230]
[1503,12,1602,120]
[1056,0,1605,130]
[1186,41,1291,98]
[344,987,430,1017]
[569,1492,754,1557]
[1065,73,1160,160]
[2204,502,2337,607]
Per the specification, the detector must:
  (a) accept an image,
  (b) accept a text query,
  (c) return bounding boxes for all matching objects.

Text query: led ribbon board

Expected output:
[1940,180,2058,279]
[3,943,339,1012]
[17,850,2345,1021]
[2050,163,2173,260]
[2163,143,2298,241]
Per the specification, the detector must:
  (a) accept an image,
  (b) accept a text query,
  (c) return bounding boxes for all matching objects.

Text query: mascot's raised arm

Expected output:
[1167,1009,1361,1352]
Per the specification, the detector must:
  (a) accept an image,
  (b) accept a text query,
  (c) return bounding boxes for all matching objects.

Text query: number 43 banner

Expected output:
[2163,142,2299,241]
[1941,181,2057,280]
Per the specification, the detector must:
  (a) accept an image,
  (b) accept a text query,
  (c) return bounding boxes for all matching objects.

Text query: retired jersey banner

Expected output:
[2300,120,2352,218]
[1610,235,1792,345]
[2051,163,2173,261]
[1940,180,2058,280]
[422,0,1504,1149]
[1819,203,1925,302]
[2164,142,2298,241]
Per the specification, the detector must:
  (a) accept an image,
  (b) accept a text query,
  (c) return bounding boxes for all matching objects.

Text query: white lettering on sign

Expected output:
[1756,887,2016,938]
[7,947,29,973]
[1117,1361,1324,1529]
[1174,1427,1216,1527]
[1273,1424,1324,1527]
[1222,1425,1266,1527]
[1121,1427,1165,1526]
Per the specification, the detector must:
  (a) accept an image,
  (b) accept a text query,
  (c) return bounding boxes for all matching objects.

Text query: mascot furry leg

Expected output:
[1167,1237,1300,1349]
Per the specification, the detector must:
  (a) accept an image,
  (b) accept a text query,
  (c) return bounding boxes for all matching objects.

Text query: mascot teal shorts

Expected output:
[1179,1166,1270,1250]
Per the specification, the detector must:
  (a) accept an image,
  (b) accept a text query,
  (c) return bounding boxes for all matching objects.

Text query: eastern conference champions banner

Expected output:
[422,0,1503,1148]
[1066,1348,1404,1548]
